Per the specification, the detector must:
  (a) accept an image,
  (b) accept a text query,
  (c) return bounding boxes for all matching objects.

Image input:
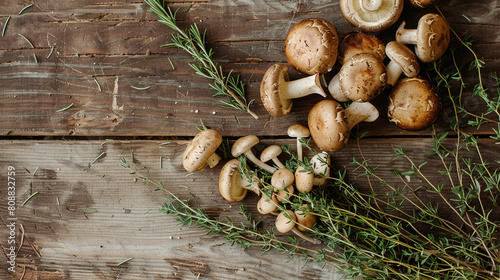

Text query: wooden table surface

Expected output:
[0,0,498,279]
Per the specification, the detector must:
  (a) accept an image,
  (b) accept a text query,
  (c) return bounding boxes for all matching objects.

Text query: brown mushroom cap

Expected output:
[338,32,386,65]
[287,124,310,138]
[340,0,404,32]
[388,77,442,130]
[396,13,450,63]
[385,41,420,86]
[260,145,286,170]
[182,129,222,173]
[257,193,279,215]
[271,168,295,191]
[295,166,314,193]
[340,53,387,102]
[218,159,248,202]
[408,0,438,8]
[308,99,349,152]
[231,135,259,158]
[295,205,317,232]
[284,18,339,75]
[260,64,293,117]
[275,210,297,233]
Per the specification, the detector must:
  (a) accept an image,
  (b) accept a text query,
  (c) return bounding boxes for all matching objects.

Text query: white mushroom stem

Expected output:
[206,153,222,168]
[282,74,326,100]
[245,151,277,173]
[291,228,321,244]
[362,0,383,11]
[386,60,404,87]
[296,138,304,161]
[344,102,380,130]
[396,21,418,45]
[327,74,349,102]
[272,158,286,170]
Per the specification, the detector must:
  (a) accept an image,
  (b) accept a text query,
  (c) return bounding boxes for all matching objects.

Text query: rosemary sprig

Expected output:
[143,0,258,119]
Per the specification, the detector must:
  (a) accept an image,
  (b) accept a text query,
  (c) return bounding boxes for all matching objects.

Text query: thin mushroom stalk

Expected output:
[231,135,277,174]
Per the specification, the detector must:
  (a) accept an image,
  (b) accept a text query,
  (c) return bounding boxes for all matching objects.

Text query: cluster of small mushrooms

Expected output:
[182,0,449,243]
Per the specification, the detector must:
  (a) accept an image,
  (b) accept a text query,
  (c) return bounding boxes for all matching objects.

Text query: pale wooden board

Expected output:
[0,138,498,279]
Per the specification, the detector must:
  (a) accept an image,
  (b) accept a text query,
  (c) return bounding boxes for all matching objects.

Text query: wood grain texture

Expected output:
[0,0,498,137]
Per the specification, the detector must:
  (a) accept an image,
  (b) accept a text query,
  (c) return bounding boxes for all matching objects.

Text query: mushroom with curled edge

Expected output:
[396,13,450,63]
[219,159,261,202]
[388,77,442,131]
[231,135,277,174]
[260,63,327,118]
[339,0,404,32]
[182,129,222,173]
[385,41,420,87]
[295,204,317,232]
[308,99,379,152]
[275,210,321,244]
[284,18,339,75]
[408,0,438,9]
[310,151,331,186]
[338,32,386,65]
[287,124,310,162]
[260,145,286,170]
[328,53,387,103]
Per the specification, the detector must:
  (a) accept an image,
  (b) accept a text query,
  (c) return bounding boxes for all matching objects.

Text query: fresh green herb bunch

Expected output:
[143,0,257,119]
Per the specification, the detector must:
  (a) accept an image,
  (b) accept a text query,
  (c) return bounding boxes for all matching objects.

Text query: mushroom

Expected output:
[257,192,279,215]
[275,210,320,244]
[219,159,260,202]
[271,168,295,191]
[231,135,277,173]
[295,204,317,232]
[308,100,379,152]
[408,0,438,8]
[261,63,326,117]
[287,124,310,162]
[276,185,295,203]
[339,0,404,32]
[328,53,387,102]
[260,145,286,170]
[338,32,386,65]
[388,77,442,130]
[295,165,315,193]
[284,18,339,75]
[396,13,450,63]
[182,129,222,173]
[310,151,331,186]
[385,41,420,87]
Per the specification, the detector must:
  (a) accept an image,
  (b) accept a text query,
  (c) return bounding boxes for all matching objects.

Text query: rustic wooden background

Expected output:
[0,0,498,279]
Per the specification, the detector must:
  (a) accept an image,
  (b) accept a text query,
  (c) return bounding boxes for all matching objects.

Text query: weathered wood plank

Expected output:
[0,137,498,279]
[0,0,498,137]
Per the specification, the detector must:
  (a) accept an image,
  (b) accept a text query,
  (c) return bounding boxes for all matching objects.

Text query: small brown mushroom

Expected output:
[271,168,295,191]
[219,159,260,202]
[308,100,379,152]
[310,151,331,186]
[388,77,442,130]
[295,204,317,232]
[328,53,387,102]
[276,185,295,203]
[295,165,314,193]
[396,13,450,63]
[260,145,286,170]
[231,135,277,173]
[287,124,310,162]
[182,129,222,173]
[408,0,438,9]
[385,41,420,86]
[261,63,326,117]
[284,18,339,75]
[257,192,279,215]
[338,32,386,65]
[275,210,320,244]
[340,0,404,32]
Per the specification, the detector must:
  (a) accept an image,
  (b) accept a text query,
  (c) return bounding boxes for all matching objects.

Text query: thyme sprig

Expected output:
[143,0,258,119]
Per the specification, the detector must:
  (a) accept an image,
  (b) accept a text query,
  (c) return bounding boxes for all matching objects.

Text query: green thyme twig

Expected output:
[21,192,39,207]
[2,15,11,37]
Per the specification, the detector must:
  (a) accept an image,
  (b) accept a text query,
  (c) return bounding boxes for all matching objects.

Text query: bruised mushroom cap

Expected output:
[284,18,339,75]
[218,159,248,202]
[308,99,349,152]
[396,13,450,63]
[385,41,420,86]
[388,77,442,130]
[340,0,404,32]
[338,32,386,65]
[408,0,438,8]
[340,53,387,102]
[271,168,295,191]
[182,129,222,173]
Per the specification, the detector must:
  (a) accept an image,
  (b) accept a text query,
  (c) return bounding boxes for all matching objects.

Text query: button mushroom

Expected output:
[396,13,450,63]
[310,151,331,186]
[295,165,315,193]
[275,210,320,244]
[182,129,223,173]
[287,124,310,162]
[284,18,339,75]
[260,145,286,170]
[276,184,295,203]
[308,99,379,152]
[338,32,386,65]
[385,41,420,87]
[231,135,277,173]
[295,204,317,232]
[339,0,404,32]
[260,63,326,117]
[387,77,442,130]
[257,192,279,215]
[271,168,295,191]
[327,53,387,102]
[219,159,260,202]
